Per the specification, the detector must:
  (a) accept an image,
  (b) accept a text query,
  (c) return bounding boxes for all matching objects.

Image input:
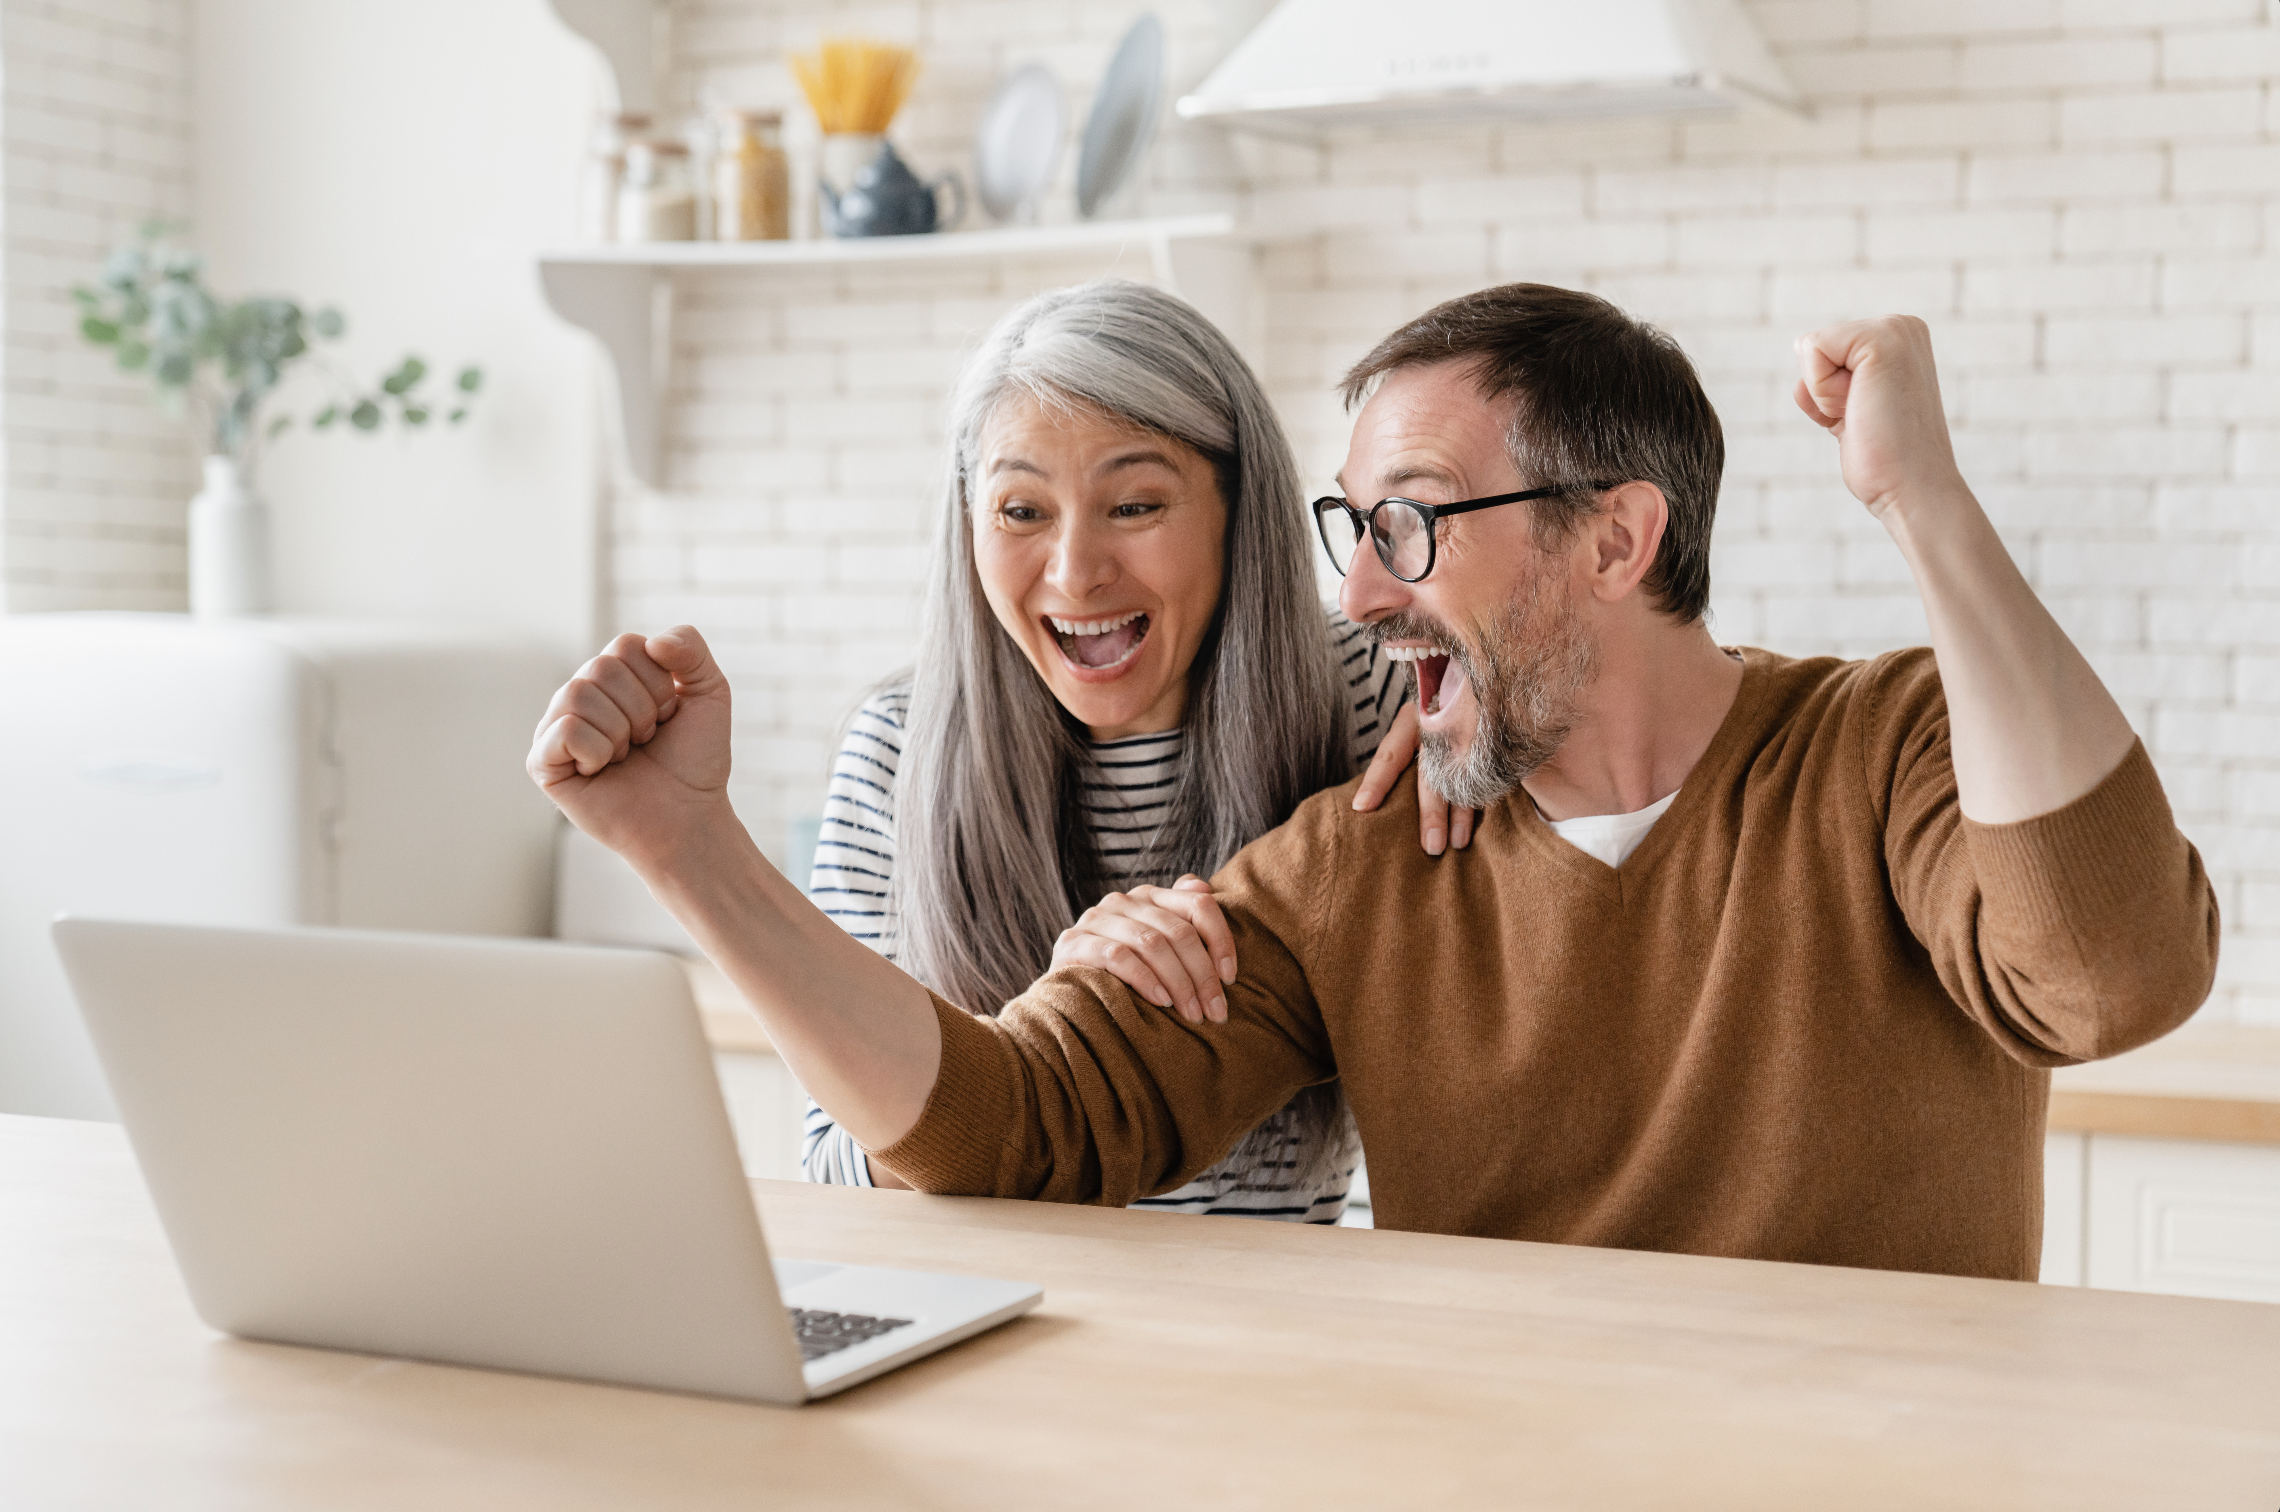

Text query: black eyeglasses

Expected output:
[1311,483,1613,584]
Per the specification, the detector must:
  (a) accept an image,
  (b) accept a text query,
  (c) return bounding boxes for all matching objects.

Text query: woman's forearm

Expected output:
[638,814,942,1153]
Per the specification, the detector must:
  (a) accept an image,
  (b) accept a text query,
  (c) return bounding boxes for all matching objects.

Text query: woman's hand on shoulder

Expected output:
[1051,875,1237,1025]
[1351,699,1477,856]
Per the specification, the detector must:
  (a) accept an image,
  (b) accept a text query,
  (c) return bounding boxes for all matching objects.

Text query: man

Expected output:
[532,286,2217,1281]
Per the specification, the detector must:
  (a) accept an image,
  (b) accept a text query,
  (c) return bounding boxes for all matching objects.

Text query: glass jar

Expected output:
[578,112,651,243]
[617,139,697,242]
[712,109,790,241]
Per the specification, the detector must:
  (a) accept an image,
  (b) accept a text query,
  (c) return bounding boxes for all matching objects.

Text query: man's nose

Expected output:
[1338,534,1410,624]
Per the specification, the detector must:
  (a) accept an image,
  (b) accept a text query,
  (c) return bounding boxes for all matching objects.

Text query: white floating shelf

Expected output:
[535,215,1253,489]
[537,213,1237,269]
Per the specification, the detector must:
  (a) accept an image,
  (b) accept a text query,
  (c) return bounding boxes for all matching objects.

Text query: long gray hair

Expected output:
[892,280,1351,1176]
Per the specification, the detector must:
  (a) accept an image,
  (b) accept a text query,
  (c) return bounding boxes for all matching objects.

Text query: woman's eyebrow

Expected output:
[986,456,1050,478]
[1096,448,1183,474]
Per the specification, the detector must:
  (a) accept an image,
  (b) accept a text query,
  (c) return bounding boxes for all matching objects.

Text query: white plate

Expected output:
[974,63,1066,223]
[1077,14,1164,219]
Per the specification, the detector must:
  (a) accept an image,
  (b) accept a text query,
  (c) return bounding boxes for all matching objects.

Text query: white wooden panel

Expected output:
[2041,1130,2087,1286]
[713,1051,804,1182]
[2084,1135,2280,1304]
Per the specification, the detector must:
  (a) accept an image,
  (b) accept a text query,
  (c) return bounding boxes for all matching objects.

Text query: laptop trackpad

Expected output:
[773,1259,844,1291]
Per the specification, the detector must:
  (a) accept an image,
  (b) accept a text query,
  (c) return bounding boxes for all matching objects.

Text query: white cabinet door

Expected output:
[2084,1135,2280,1304]
[2041,1132,2086,1286]
[714,1051,806,1181]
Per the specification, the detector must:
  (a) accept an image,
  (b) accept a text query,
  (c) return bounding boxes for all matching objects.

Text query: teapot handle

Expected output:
[932,170,968,232]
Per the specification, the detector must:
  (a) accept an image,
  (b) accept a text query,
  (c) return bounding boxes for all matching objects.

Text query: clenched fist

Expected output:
[527,626,735,872]
[1793,315,1969,527]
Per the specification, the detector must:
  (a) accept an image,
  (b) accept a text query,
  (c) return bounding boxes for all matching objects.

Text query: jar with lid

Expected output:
[617,140,697,242]
[711,110,789,241]
[578,112,651,243]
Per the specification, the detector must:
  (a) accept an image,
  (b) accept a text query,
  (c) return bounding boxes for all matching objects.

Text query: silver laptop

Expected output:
[52,917,1041,1405]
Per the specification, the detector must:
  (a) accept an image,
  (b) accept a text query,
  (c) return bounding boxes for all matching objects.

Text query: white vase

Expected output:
[187,455,271,617]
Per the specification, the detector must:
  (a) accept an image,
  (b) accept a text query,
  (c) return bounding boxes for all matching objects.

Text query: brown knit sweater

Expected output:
[875,648,2220,1279]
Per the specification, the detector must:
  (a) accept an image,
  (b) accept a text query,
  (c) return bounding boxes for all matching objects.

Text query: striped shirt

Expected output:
[803,606,1403,1222]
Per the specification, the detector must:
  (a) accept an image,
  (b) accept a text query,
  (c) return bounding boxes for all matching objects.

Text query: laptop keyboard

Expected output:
[788,1306,915,1363]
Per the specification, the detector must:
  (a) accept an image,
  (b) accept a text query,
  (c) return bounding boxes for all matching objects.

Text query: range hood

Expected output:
[1176,0,1802,136]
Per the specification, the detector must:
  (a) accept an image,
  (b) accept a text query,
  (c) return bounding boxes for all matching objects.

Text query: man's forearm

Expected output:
[1885,484,2137,825]
[637,818,942,1152]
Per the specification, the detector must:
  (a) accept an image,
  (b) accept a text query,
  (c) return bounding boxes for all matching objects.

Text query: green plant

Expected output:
[72,222,483,477]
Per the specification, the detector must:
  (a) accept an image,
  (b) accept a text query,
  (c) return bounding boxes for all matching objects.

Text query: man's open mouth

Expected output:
[1383,643,1468,716]
[1048,611,1150,671]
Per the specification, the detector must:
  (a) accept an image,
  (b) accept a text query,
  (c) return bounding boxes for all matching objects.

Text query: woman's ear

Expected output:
[1585,481,1669,604]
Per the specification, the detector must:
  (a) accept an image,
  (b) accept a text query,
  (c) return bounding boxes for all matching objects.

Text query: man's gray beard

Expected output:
[1408,567,1596,811]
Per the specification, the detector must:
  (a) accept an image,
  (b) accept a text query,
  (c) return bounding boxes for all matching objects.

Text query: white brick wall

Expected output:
[0,0,196,612]
[624,0,2280,1024]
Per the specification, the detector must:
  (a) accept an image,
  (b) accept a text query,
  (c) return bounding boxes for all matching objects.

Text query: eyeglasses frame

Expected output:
[1311,482,1616,584]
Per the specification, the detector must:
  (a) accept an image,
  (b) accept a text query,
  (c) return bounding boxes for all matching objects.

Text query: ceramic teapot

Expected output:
[820,140,967,238]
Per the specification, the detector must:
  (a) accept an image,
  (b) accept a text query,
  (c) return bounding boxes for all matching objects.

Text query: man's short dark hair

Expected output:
[1340,284,1723,624]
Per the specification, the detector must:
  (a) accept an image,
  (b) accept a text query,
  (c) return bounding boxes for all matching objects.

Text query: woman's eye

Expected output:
[997,502,1047,526]
[1111,501,1162,520]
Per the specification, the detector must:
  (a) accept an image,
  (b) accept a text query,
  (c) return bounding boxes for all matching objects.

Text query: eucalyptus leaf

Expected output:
[312,307,344,338]
[116,342,149,370]
[448,407,468,423]
[350,400,382,431]
[456,366,483,393]
[267,415,292,439]
[403,406,430,426]
[313,405,339,429]
[80,317,119,345]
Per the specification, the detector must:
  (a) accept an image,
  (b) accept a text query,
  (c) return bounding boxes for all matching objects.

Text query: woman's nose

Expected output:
[1045,521,1117,598]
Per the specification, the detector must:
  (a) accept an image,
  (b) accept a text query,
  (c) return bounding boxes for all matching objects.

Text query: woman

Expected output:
[800,279,1458,1221]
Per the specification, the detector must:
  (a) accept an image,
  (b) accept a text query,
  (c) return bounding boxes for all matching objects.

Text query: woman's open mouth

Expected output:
[1383,643,1469,718]
[1048,611,1151,673]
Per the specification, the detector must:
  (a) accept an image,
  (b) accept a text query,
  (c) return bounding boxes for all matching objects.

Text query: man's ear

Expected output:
[1584,481,1669,604]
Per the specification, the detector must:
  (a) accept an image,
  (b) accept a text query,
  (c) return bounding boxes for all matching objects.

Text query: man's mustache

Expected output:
[1368,611,1459,653]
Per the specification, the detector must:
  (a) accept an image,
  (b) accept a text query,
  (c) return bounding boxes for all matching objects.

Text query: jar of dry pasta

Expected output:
[712,110,790,242]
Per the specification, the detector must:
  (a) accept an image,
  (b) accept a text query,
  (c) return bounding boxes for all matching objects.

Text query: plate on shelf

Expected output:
[1076,14,1164,220]
[974,64,1067,223]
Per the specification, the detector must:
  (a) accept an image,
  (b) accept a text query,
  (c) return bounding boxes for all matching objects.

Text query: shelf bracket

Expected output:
[1150,231,1262,375]
[542,0,659,113]
[539,261,669,489]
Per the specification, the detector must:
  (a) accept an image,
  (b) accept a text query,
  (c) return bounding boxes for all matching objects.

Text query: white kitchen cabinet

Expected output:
[2040,1131,2087,1286]
[2041,1024,2280,1305]
[714,1049,806,1182]
[2082,1135,2280,1304]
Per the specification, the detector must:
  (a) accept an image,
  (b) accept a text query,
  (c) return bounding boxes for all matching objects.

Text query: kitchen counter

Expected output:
[2047,1022,2280,1144]
[7,1112,2279,1510]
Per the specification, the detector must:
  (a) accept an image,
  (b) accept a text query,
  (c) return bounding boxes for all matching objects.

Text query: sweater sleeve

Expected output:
[1867,651,2220,1066]
[869,796,1342,1203]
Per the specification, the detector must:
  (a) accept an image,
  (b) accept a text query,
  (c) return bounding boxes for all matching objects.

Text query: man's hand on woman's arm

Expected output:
[528,626,941,1154]
[1794,317,2137,823]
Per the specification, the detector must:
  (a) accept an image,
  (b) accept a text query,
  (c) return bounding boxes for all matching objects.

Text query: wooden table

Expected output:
[6,1114,2279,1510]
